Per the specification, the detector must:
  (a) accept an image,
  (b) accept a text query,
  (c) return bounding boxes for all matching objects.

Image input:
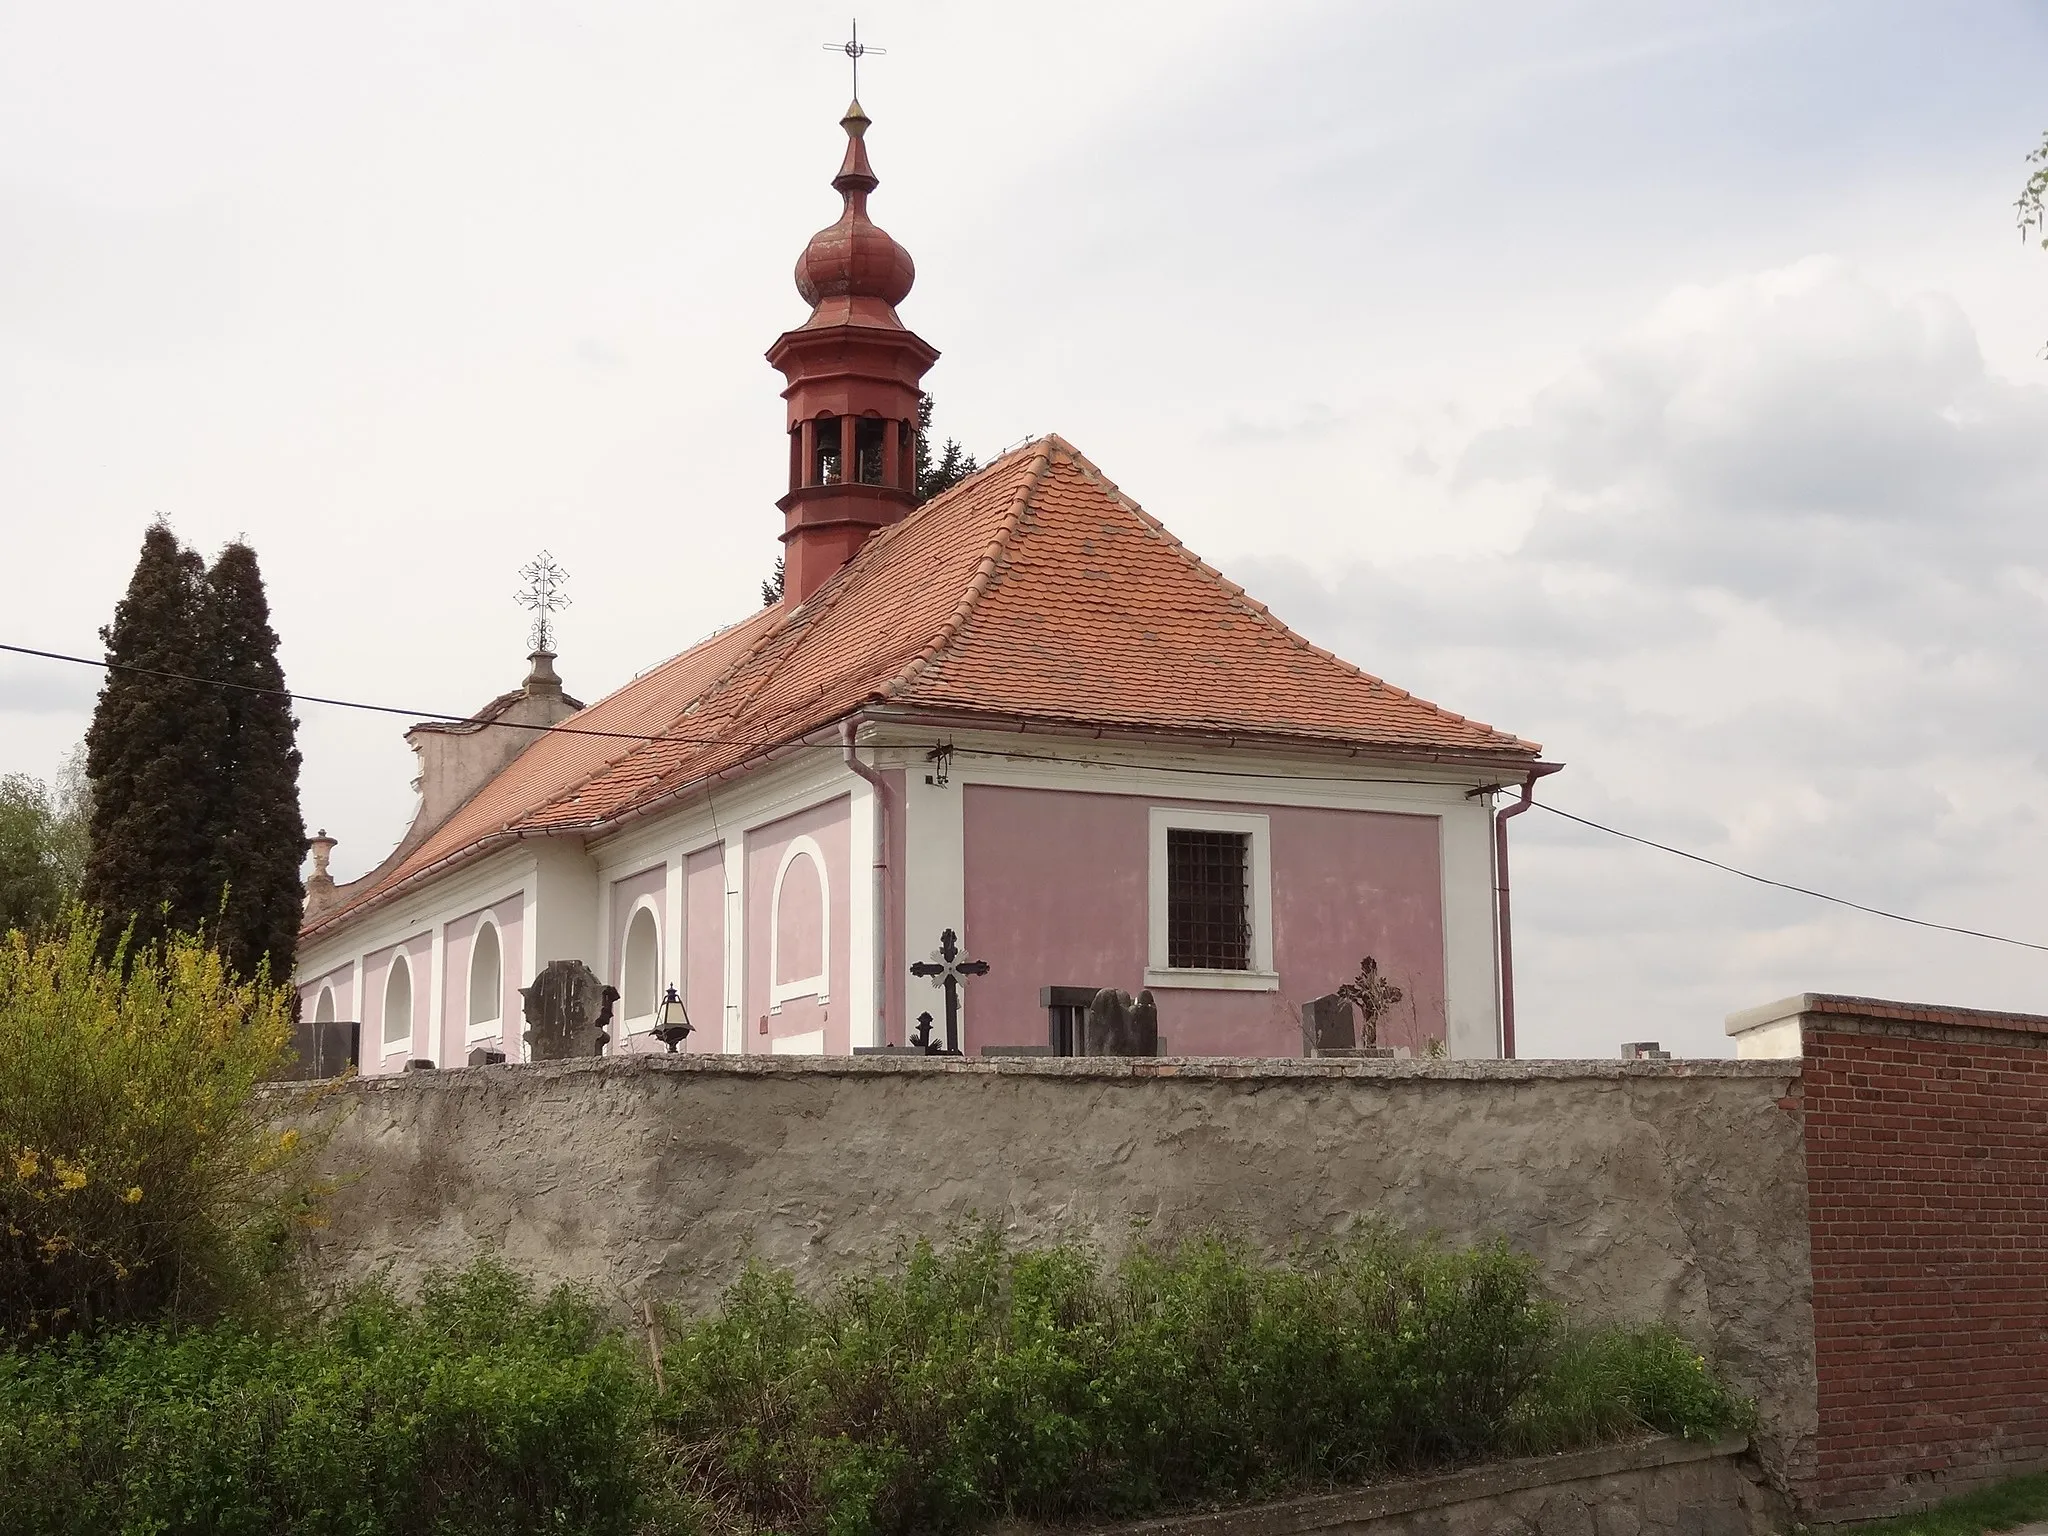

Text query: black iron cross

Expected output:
[823,18,885,98]
[908,927,987,1055]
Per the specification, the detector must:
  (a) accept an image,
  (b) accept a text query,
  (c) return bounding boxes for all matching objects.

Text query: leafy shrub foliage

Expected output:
[0,910,320,1342]
[0,1231,1752,1535]
[0,1262,651,1535]
[658,1224,1753,1536]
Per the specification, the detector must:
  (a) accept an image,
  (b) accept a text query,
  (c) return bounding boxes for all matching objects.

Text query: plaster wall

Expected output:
[437,896,523,1064]
[962,786,1447,1057]
[297,961,355,1025]
[607,863,667,1046]
[744,797,852,1055]
[682,845,726,1054]
[364,933,433,1070]
[295,1055,1814,1492]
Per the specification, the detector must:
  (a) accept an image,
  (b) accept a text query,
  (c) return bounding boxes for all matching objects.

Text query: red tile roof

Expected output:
[306,436,1538,939]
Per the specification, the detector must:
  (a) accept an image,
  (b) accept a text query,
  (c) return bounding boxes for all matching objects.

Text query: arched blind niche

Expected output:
[382,954,413,1049]
[468,920,503,1029]
[622,905,660,1025]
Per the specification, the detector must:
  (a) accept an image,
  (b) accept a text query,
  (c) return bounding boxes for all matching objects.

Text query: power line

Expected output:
[8,637,2045,954]
[1531,802,2048,955]
[0,641,765,747]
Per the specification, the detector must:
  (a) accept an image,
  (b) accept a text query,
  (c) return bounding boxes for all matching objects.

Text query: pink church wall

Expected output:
[684,845,726,1053]
[439,895,523,1065]
[607,863,667,1053]
[297,962,354,1029]
[961,786,1447,1058]
[744,797,851,1055]
[363,933,434,1075]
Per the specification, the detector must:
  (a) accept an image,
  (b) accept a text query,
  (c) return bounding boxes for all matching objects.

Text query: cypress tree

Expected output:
[202,541,306,982]
[82,522,223,954]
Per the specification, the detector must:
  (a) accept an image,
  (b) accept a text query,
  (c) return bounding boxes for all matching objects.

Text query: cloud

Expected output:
[1233,259,2048,1056]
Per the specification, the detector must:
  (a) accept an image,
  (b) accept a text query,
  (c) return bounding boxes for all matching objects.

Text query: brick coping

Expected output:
[1727,991,2048,1038]
[271,1053,1797,1093]
[1049,1435,1750,1536]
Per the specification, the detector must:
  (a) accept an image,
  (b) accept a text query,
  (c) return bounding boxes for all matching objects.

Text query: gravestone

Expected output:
[1085,988,1160,1057]
[1303,993,1356,1055]
[520,960,612,1060]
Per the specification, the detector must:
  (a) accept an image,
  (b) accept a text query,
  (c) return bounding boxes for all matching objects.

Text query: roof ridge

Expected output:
[883,437,1058,703]
[661,447,1043,739]
[1042,436,1536,751]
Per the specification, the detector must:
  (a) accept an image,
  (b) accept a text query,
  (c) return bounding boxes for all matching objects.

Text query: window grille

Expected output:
[1166,828,1251,970]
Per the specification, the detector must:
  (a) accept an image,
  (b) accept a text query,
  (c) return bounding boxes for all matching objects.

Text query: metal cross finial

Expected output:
[515,551,572,653]
[823,18,884,98]
[908,927,989,1055]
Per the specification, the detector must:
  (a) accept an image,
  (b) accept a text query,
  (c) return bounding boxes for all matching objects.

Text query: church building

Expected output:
[293,98,1555,1067]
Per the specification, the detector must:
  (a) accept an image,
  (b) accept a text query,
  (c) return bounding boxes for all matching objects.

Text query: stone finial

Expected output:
[305,829,339,919]
[524,650,565,699]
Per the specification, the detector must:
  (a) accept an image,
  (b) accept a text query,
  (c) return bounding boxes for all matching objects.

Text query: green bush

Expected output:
[0,910,327,1343]
[0,1231,1753,1536]
[657,1225,1753,1536]
[0,1261,653,1536]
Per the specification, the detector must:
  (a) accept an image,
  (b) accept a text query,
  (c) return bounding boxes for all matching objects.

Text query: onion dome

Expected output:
[793,100,916,327]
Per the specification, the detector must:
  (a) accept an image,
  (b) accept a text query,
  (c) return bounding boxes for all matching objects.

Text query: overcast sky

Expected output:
[4,1,2045,1057]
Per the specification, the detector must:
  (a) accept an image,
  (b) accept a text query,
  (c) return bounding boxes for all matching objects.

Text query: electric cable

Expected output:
[7,638,2045,954]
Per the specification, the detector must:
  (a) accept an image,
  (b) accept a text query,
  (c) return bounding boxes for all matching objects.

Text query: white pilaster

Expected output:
[901,763,966,1041]
[1440,800,1501,1060]
[722,838,746,1052]
[664,855,686,1015]
[427,925,446,1065]
[846,777,878,1049]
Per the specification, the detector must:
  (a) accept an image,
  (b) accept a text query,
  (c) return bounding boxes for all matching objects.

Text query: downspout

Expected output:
[841,720,893,1048]
[1494,762,1562,1060]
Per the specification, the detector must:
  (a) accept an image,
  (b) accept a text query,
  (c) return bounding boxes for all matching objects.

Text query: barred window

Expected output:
[1166,828,1252,970]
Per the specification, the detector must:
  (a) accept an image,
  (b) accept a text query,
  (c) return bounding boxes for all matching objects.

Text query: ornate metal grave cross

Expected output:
[516,551,572,653]
[908,927,987,1055]
[823,18,884,98]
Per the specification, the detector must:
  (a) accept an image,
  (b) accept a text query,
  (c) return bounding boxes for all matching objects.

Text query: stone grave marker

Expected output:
[1085,988,1160,1057]
[521,960,613,1060]
[1303,993,1356,1055]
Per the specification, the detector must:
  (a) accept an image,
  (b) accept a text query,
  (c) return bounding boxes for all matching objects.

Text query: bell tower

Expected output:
[767,100,939,605]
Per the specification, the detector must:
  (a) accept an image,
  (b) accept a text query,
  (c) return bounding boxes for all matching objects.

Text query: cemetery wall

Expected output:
[291,1054,1814,1494]
[1054,1435,1782,1536]
[1793,997,2048,1520]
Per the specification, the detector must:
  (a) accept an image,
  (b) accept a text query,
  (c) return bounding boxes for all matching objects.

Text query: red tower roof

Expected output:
[768,100,938,605]
[792,101,917,327]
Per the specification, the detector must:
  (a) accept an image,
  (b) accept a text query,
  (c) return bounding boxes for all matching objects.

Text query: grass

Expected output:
[1829,1471,2048,1536]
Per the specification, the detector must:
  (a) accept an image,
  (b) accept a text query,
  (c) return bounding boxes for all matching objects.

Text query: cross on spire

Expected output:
[515,551,572,654]
[908,928,988,1055]
[823,17,884,99]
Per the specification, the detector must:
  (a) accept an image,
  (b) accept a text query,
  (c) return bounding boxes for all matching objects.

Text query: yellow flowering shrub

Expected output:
[0,910,329,1341]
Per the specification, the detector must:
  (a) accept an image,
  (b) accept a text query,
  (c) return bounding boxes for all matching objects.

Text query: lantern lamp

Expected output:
[652,984,694,1053]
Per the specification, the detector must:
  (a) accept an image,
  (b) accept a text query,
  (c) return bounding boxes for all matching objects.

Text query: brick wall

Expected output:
[1801,998,2048,1519]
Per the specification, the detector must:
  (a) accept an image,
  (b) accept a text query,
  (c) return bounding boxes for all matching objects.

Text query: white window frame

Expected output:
[620,895,663,1034]
[1145,807,1278,991]
[465,914,505,1043]
[382,950,416,1052]
[768,835,830,1013]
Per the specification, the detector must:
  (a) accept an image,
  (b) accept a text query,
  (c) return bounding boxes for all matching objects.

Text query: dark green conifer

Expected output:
[82,522,222,954]
[202,541,306,981]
